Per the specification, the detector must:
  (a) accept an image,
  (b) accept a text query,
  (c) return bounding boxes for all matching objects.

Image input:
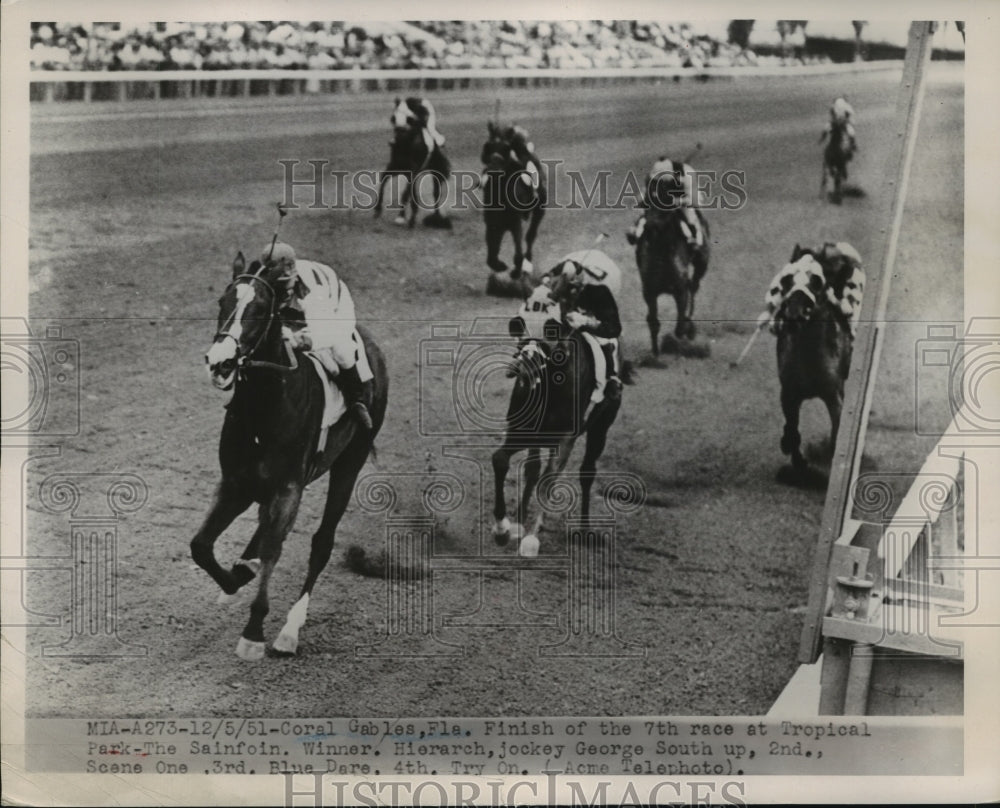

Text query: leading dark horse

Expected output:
[374,99,451,228]
[635,175,710,353]
[481,122,546,278]
[491,304,621,556]
[820,118,855,203]
[774,250,852,473]
[192,253,389,659]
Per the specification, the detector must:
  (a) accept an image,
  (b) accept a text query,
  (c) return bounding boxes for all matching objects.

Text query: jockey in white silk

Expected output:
[626,156,705,247]
[263,242,373,431]
[822,96,857,151]
[391,97,445,149]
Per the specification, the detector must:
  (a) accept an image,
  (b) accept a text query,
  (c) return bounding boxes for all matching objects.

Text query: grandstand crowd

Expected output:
[30,20,835,71]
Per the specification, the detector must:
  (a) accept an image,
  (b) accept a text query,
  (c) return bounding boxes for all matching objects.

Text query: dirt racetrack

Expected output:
[25,65,962,717]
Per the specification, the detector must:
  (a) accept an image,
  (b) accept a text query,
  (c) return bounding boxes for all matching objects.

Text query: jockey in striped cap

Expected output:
[265,242,373,431]
[822,96,858,153]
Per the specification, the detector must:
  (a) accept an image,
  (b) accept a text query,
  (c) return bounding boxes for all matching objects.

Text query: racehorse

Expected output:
[374,98,451,228]
[774,253,852,472]
[480,122,546,278]
[491,303,622,556]
[635,174,710,353]
[820,118,855,204]
[192,252,389,659]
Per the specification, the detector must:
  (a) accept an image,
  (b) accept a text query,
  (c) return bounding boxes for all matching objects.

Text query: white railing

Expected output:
[30,61,904,102]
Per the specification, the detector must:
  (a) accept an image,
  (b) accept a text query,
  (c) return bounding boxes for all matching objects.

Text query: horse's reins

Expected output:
[216,271,299,376]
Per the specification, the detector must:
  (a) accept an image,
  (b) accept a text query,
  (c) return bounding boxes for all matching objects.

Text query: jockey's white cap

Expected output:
[558,249,622,297]
[263,241,296,265]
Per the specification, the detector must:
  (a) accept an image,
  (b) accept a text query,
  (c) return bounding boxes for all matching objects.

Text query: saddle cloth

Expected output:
[304,329,374,452]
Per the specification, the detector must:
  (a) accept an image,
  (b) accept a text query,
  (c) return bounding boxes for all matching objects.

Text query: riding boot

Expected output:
[601,344,622,401]
[337,364,374,432]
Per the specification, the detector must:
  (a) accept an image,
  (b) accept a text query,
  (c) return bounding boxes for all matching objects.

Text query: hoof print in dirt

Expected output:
[485,270,534,299]
[660,334,711,358]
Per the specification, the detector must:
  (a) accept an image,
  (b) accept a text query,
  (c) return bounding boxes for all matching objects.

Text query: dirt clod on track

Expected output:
[26,68,962,717]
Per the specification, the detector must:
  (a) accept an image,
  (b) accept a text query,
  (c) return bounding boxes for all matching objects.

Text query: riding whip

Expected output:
[681,142,703,164]
[266,202,289,263]
[730,320,766,368]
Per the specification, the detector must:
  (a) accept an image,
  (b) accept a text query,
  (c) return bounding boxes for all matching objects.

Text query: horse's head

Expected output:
[205,251,288,390]
[776,257,828,330]
[391,97,417,132]
[647,171,685,213]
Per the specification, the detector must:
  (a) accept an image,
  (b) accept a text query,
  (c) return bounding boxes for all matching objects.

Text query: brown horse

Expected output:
[635,177,710,353]
[775,259,852,472]
[492,313,622,556]
[193,254,389,659]
[481,122,546,278]
[820,118,855,204]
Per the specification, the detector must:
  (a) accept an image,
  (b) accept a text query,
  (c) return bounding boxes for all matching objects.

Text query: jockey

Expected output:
[626,156,704,248]
[505,125,543,192]
[822,96,857,152]
[264,242,373,431]
[759,244,865,338]
[549,249,625,401]
[391,97,445,149]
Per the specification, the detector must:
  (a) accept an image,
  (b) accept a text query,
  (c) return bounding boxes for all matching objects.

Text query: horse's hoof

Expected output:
[272,631,299,656]
[235,637,266,660]
[393,215,407,227]
[521,259,533,275]
[519,534,540,557]
[216,588,245,606]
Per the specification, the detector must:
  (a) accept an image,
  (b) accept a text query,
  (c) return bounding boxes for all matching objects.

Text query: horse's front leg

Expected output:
[580,401,619,521]
[780,385,806,471]
[644,292,661,357]
[492,441,520,545]
[236,483,303,660]
[824,388,844,450]
[407,172,419,228]
[190,481,253,595]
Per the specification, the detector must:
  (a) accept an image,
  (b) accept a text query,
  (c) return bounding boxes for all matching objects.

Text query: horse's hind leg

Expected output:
[516,448,542,526]
[673,286,693,340]
[510,217,526,277]
[644,292,661,356]
[236,483,302,660]
[823,388,844,452]
[523,435,576,555]
[485,220,507,273]
[190,481,253,596]
[580,401,619,521]
[780,386,807,471]
[524,206,545,265]
[273,440,371,656]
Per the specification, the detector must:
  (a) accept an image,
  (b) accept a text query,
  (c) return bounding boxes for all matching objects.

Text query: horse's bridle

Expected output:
[215,272,298,376]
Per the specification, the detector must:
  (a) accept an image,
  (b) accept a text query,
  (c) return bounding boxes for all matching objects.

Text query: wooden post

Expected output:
[843,643,874,714]
[799,22,937,664]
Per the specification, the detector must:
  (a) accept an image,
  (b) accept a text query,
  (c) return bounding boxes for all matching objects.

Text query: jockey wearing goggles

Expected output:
[626,156,704,248]
[264,242,373,431]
